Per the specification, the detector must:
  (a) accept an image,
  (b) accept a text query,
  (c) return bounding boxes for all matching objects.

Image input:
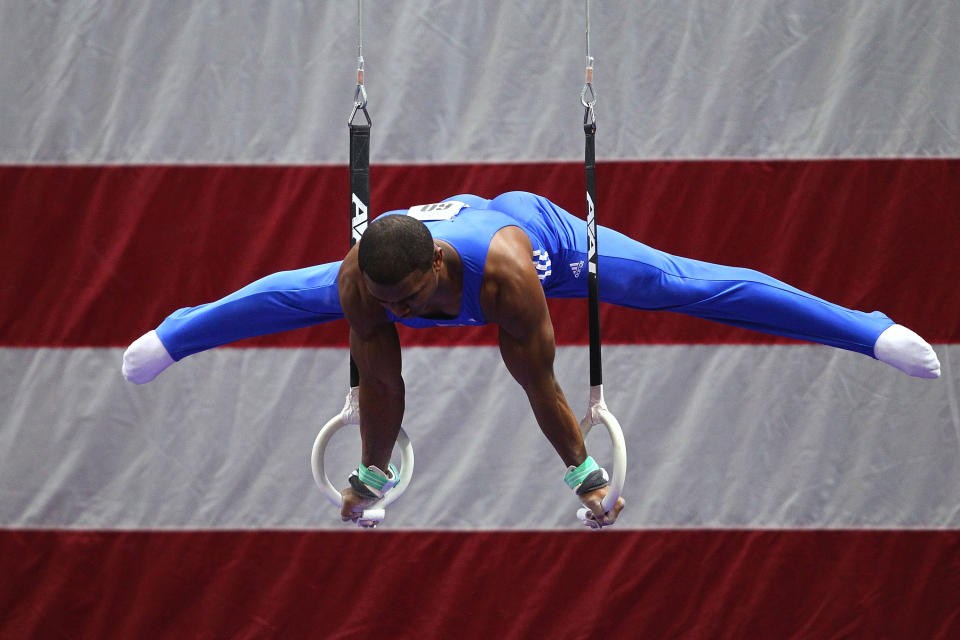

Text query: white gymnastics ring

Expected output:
[576,385,627,526]
[311,388,415,527]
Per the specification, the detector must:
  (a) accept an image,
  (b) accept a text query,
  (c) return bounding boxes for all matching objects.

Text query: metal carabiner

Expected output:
[348,56,371,126]
[354,78,368,111]
[349,89,371,126]
[348,101,371,127]
[580,56,597,125]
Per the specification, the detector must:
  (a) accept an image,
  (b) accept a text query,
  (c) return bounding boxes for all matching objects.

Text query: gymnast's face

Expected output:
[363,253,441,319]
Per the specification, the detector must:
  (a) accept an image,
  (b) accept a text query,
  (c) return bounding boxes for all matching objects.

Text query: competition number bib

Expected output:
[407,201,468,221]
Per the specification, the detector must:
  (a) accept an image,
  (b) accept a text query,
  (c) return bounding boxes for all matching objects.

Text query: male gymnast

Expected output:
[122,191,940,527]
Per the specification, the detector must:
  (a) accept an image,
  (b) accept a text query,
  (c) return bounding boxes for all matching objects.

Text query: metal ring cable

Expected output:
[349,0,371,126]
[577,0,627,526]
[582,0,601,389]
[580,0,597,125]
[313,0,415,528]
[348,0,371,388]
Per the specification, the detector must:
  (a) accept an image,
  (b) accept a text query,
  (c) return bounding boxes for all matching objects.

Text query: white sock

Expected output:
[122,330,175,384]
[873,324,941,379]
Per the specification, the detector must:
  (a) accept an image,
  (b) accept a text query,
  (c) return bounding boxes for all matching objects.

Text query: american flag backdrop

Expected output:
[2,2,959,637]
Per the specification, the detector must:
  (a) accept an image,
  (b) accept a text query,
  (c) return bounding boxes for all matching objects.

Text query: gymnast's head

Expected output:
[358,215,436,284]
[358,215,440,317]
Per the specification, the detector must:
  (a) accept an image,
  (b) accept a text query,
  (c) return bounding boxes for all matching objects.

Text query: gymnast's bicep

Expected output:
[338,251,402,389]
[490,269,558,389]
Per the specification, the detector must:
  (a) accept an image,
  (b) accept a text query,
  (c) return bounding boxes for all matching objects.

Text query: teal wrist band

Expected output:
[357,463,399,492]
[564,456,600,490]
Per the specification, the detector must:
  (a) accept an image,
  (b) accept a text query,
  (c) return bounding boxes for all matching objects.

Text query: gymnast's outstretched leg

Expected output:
[549,212,940,378]
[122,262,345,383]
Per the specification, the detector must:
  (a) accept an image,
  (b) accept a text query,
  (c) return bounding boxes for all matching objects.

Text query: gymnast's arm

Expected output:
[483,228,587,468]
[337,250,405,519]
[485,228,624,523]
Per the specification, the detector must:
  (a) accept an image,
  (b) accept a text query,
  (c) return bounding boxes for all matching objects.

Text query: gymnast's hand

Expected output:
[340,486,379,523]
[578,485,626,529]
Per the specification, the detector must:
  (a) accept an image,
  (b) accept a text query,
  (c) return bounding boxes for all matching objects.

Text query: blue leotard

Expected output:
[156,191,893,361]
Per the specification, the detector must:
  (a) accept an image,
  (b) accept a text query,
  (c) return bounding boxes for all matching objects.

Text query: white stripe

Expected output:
[2,1,958,164]
[2,345,956,530]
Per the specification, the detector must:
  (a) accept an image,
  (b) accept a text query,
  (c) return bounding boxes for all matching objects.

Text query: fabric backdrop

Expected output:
[2,1,959,638]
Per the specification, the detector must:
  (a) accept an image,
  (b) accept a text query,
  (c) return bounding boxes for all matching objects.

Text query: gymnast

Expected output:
[121,190,940,527]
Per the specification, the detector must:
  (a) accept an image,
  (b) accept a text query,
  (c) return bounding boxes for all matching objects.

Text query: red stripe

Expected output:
[2,529,958,638]
[1,160,957,347]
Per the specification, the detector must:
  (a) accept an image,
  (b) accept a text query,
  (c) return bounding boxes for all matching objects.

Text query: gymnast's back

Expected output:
[441,191,583,257]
